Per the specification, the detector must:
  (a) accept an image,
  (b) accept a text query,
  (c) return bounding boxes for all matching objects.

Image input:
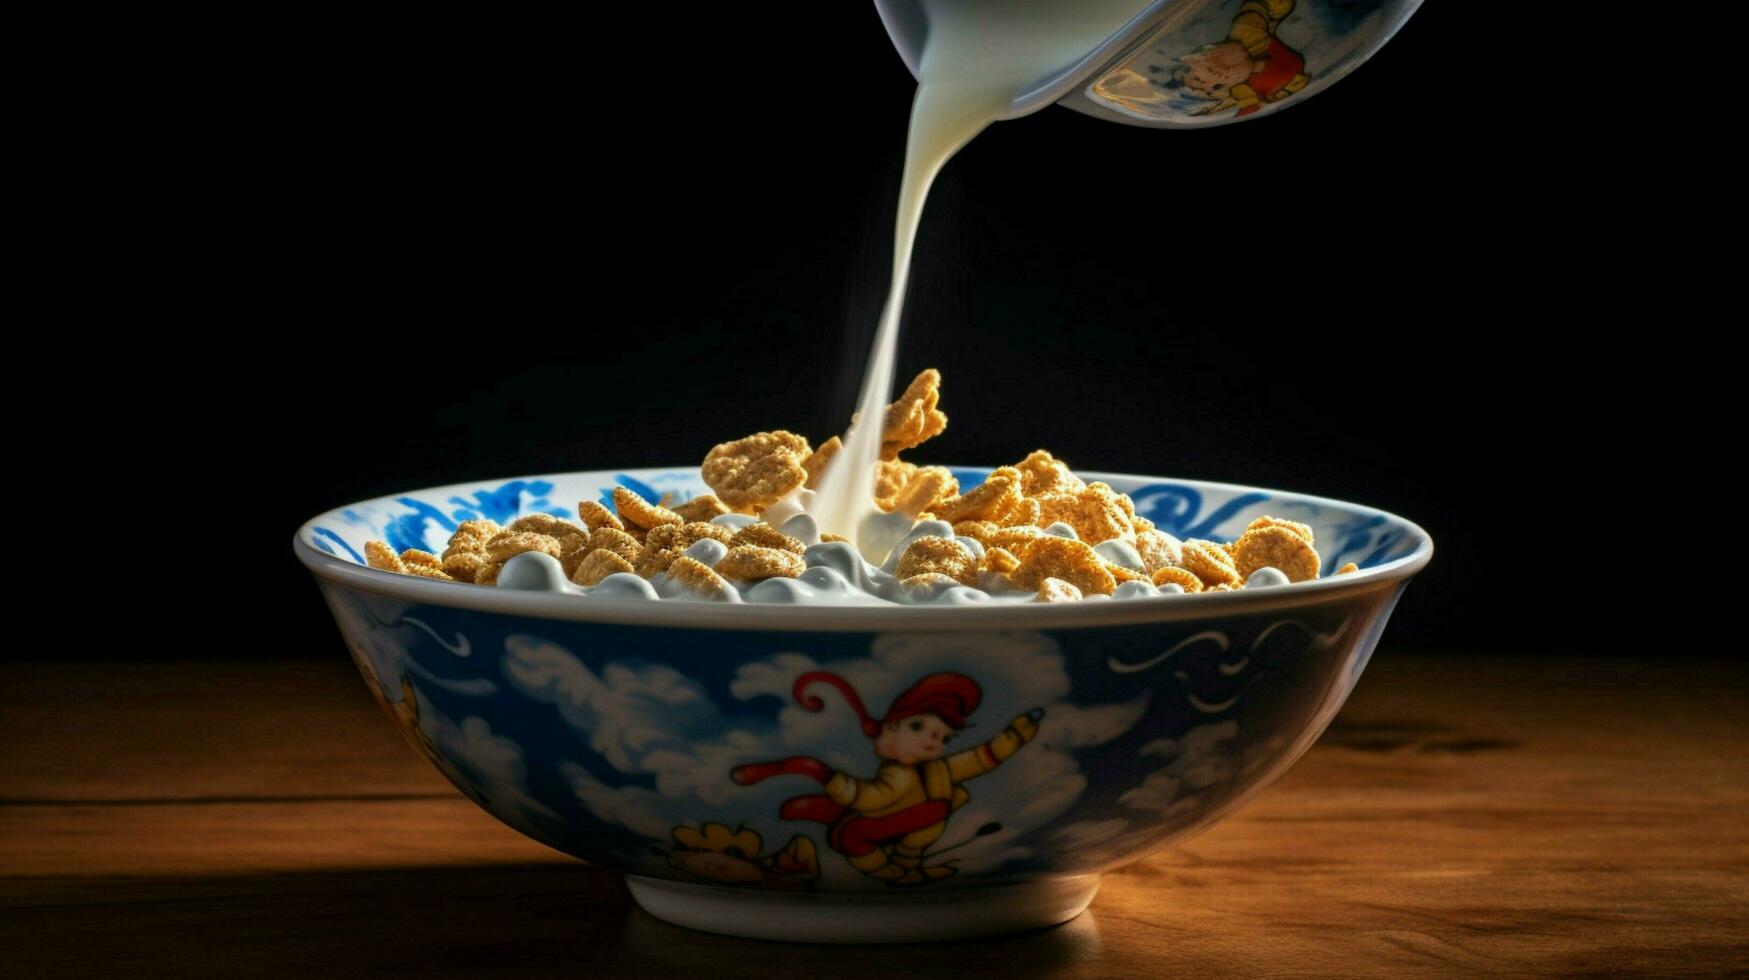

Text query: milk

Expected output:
[808,0,1155,548]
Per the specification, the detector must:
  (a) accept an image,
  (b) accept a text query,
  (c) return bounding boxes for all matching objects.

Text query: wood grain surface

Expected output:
[3,654,1744,978]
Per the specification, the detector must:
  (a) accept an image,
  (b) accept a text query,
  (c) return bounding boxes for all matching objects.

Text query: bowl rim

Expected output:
[293,467,1433,632]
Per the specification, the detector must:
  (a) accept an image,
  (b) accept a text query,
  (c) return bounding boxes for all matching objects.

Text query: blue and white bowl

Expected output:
[294,467,1430,942]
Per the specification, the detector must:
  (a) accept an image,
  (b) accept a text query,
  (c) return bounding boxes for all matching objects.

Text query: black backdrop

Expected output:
[83,3,1663,660]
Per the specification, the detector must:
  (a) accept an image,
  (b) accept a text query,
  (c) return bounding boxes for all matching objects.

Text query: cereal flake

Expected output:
[1012,536,1117,596]
[1232,525,1321,583]
[612,486,684,530]
[1035,578,1084,603]
[717,545,805,580]
[983,546,1021,576]
[728,523,805,555]
[1014,450,1084,497]
[485,531,564,563]
[880,369,948,460]
[672,494,731,524]
[1151,566,1203,592]
[1178,540,1240,588]
[701,431,811,511]
[894,536,979,587]
[364,541,404,573]
[666,556,735,600]
[576,500,625,533]
[572,549,635,586]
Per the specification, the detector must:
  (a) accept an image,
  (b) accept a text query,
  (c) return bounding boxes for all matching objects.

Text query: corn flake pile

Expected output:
[363,369,1359,603]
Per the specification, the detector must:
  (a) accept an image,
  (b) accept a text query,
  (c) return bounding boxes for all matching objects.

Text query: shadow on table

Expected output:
[5,863,1108,979]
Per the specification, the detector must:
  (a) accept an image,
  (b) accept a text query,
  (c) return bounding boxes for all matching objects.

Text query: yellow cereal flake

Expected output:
[1151,566,1203,592]
[559,535,593,576]
[364,540,404,573]
[629,542,682,581]
[880,369,948,460]
[444,519,502,555]
[802,436,841,490]
[1014,450,1084,497]
[476,560,505,585]
[1035,578,1084,603]
[508,514,585,543]
[1336,561,1360,575]
[642,523,684,553]
[983,546,1021,576]
[687,521,736,544]
[1113,493,1150,532]
[400,549,443,570]
[1012,536,1116,596]
[672,494,731,524]
[1207,583,1239,592]
[953,520,999,543]
[934,471,1022,524]
[1244,515,1315,545]
[987,526,1047,559]
[1037,483,1133,545]
[636,547,684,578]
[1000,496,1043,529]
[572,548,635,586]
[1232,525,1321,583]
[700,431,811,511]
[443,551,488,581]
[576,500,625,533]
[402,563,454,581]
[587,526,644,565]
[728,523,805,555]
[873,460,919,510]
[886,466,959,517]
[612,486,685,530]
[717,545,805,580]
[646,521,734,554]
[1179,539,1240,588]
[821,533,850,543]
[485,531,563,563]
[1106,562,1149,584]
[666,555,735,600]
[1133,529,1183,574]
[894,536,979,587]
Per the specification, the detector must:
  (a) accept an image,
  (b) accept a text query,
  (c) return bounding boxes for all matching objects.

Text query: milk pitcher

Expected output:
[875,0,1422,127]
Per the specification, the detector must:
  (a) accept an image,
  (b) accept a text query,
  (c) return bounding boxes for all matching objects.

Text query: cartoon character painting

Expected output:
[1171,0,1310,117]
[667,822,820,890]
[732,671,1044,886]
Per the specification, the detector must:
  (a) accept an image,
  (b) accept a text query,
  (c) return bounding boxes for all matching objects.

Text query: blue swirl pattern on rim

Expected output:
[310,468,1417,577]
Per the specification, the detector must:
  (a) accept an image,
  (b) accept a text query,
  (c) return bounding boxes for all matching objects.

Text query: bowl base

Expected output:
[625,874,1101,943]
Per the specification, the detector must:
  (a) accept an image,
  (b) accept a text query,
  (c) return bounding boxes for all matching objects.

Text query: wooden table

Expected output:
[4,654,1744,977]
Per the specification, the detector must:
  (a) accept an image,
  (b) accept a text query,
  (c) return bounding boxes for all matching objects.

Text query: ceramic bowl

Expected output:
[294,467,1430,942]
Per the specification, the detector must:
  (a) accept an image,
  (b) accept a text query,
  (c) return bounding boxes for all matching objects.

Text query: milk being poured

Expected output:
[808,0,1156,550]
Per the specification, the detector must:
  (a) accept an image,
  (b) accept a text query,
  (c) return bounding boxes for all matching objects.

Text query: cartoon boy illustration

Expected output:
[732,671,1044,886]
[1172,0,1310,117]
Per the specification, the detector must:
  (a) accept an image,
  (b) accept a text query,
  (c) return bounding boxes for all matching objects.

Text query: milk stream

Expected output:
[807,0,1156,550]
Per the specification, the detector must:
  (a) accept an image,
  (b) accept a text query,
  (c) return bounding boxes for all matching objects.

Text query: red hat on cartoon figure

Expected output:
[791,671,982,737]
[883,672,980,729]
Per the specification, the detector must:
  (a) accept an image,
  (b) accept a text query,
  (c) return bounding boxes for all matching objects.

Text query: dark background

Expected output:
[82,4,1659,660]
